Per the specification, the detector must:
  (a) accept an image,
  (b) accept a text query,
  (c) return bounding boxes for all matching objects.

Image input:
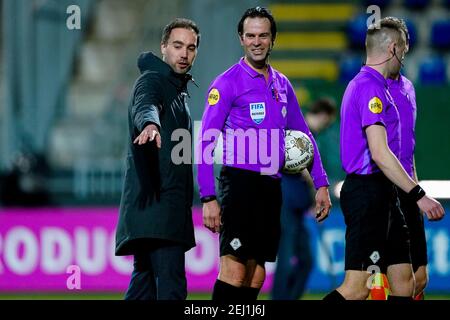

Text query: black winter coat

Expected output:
[115,52,195,255]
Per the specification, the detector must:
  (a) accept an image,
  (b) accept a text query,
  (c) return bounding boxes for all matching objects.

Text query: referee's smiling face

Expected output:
[240,17,273,69]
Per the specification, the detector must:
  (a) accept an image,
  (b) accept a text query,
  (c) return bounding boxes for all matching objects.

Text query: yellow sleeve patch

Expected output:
[369,97,383,114]
[208,88,220,106]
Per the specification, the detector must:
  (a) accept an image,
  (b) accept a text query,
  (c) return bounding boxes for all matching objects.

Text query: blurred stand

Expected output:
[0,152,51,207]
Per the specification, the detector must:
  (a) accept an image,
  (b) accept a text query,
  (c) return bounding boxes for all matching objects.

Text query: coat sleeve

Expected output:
[130,71,163,208]
[131,71,163,132]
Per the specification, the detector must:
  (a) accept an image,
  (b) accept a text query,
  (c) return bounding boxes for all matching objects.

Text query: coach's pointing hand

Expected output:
[203,200,221,233]
[315,186,332,223]
[134,124,162,148]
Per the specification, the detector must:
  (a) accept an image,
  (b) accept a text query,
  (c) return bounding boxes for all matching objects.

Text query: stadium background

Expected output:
[0,0,449,299]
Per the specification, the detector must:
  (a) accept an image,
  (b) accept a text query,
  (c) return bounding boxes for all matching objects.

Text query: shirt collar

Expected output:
[361,65,388,87]
[387,74,403,88]
[267,64,275,84]
[239,57,269,79]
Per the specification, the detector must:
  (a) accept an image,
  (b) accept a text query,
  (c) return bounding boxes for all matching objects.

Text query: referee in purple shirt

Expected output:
[324,17,444,301]
[197,7,331,301]
[387,21,430,300]
[388,74,428,300]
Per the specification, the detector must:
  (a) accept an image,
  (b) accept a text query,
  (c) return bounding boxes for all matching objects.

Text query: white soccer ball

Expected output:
[283,130,314,174]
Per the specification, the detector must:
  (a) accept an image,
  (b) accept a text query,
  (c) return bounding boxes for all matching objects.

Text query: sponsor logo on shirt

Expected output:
[208,88,220,106]
[249,102,266,124]
[281,106,287,118]
[369,97,383,114]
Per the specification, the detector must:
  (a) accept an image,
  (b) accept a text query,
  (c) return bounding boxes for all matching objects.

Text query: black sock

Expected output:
[241,286,260,301]
[212,279,241,302]
[323,290,346,301]
[388,295,414,301]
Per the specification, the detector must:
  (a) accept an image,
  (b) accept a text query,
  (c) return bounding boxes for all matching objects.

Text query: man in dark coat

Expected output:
[115,18,200,300]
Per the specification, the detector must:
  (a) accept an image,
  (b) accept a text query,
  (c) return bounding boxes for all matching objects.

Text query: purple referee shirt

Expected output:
[387,75,417,178]
[197,58,329,198]
[340,66,400,175]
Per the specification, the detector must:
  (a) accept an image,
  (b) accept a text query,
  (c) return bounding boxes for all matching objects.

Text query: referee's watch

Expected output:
[201,195,217,203]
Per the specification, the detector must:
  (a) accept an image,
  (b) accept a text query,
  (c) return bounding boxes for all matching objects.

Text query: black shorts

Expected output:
[340,172,411,273]
[218,166,282,264]
[397,189,428,271]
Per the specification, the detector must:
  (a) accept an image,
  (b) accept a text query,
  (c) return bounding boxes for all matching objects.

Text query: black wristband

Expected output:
[408,185,426,202]
[201,195,217,203]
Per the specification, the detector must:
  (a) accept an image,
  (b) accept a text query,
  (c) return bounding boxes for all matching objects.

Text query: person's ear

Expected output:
[239,34,244,46]
[389,42,396,57]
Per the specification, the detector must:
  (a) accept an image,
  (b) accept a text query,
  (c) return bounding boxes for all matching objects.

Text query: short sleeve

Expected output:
[359,85,389,129]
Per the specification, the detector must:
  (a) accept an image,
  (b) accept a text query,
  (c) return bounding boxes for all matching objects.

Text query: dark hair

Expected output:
[161,18,201,48]
[237,6,277,43]
[309,97,337,117]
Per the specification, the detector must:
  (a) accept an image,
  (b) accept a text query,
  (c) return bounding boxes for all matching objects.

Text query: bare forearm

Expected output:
[413,156,419,183]
[373,148,416,193]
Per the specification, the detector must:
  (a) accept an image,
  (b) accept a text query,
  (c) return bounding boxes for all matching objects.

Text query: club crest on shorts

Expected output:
[281,106,287,118]
[250,102,266,124]
[370,251,380,264]
[230,238,242,251]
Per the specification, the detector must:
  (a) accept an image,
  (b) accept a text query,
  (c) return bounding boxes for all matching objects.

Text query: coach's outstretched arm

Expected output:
[131,72,163,148]
[366,124,445,221]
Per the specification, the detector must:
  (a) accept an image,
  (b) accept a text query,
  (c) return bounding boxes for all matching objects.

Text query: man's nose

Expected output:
[253,36,261,46]
[181,47,188,58]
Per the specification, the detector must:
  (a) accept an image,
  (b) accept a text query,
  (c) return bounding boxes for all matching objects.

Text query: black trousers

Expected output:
[125,241,187,300]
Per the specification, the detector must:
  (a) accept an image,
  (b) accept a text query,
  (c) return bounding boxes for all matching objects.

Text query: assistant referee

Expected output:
[324,17,444,301]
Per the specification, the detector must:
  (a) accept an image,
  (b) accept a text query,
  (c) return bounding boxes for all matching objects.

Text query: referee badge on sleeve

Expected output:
[368,97,383,114]
[208,88,220,106]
